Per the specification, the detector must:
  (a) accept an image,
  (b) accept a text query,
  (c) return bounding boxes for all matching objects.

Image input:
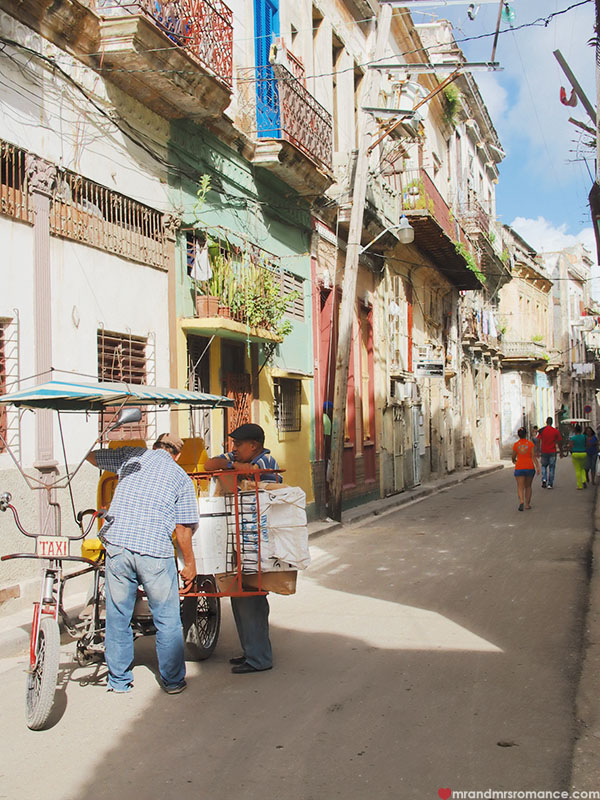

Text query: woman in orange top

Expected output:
[512,426,540,511]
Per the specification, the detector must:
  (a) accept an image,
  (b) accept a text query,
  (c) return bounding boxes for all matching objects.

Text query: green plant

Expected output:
[488,231,496,244]
[443,84,461,128]
[241,267,300,336]
[454,241,486,284]
[532,334,543,343]
[501,248,510,265]
[193,174,211,221]
[403,177,426,209]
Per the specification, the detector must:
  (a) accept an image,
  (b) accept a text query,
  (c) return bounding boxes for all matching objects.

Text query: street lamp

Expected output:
[397,214,415,245]
[359,215,415,253]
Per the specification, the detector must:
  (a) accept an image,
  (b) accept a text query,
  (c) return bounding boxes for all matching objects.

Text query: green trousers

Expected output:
[571,452,587,489]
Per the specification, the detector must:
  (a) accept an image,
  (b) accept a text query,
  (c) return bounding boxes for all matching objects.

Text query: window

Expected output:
[282,272,305,319]
[389,275,410,374]
[97,329,147,439]
[274,378,302,431]
[331,33,344,151]
[0,322,6,452]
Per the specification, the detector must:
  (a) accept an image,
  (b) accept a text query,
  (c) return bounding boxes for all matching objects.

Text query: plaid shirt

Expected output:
[222,448,282,483]
[94,447,199,558]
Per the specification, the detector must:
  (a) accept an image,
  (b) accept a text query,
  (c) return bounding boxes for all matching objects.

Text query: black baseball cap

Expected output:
[229,423,265,444]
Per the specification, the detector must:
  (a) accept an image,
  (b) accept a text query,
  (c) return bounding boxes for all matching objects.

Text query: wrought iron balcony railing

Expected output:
[189,238,304,337]
[50,170,169,269]
[96,0,233,86]
[460,192,490,236]
[0,140,32,224]
[255,64,333,172]
[401,168,467,245]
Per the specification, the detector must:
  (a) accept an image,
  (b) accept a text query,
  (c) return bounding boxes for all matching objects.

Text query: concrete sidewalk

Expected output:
[570,482,600,793]
[0,462,504,661]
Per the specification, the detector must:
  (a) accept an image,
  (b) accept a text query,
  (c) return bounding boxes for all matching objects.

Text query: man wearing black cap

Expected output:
[204,423,281,673]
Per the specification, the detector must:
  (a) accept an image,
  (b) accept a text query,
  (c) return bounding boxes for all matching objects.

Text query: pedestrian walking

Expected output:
[568,424,588,490]
[86,433,199,694]
[512,427,540,511]
[584,425,598,486]
[536,416,562,489]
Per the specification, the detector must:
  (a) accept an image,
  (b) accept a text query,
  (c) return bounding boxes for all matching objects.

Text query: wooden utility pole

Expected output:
[327,4,393,521]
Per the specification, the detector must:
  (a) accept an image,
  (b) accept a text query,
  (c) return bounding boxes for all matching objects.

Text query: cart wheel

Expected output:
[26,617,60,731]
[181,576,221,661]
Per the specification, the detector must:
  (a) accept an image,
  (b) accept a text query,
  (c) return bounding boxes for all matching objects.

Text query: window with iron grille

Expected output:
[97,329,147,439]
[0,322,6,452]
[274,378,302,432]
[282,272,305,320]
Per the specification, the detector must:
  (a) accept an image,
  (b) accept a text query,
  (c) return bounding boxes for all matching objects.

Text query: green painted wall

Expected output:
[167,120,313,375]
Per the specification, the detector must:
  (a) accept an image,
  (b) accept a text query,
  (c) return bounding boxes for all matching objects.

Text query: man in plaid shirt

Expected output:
[87,432,198,694]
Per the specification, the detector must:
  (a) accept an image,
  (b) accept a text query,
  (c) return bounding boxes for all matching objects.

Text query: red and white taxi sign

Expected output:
[36,536,69,558]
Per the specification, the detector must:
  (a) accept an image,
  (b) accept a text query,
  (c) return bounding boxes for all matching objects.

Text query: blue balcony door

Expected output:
[255,0,281,138]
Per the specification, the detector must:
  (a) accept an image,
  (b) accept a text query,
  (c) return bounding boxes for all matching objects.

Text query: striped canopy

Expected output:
[0,380,234,411]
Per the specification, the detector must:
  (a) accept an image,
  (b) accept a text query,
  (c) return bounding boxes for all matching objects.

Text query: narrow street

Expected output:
[0,465,595,800]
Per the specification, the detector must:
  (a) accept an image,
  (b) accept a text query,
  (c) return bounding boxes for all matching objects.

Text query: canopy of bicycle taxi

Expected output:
[0,379,234,411]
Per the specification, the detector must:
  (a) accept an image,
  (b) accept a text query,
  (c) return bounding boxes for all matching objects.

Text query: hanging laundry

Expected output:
[190,240,212,282]
[560,87,577,107]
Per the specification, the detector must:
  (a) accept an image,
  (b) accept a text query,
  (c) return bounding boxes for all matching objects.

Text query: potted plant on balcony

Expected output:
[242,267,300,337]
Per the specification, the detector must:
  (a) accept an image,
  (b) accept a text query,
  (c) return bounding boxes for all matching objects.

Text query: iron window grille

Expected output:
[97,329,148,440]
[274,377,302,432]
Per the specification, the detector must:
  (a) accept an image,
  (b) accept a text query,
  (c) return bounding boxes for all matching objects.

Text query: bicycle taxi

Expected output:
[0,378,283,730]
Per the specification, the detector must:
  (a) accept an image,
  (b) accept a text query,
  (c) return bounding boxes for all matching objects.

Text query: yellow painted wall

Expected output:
[175,322,314,502]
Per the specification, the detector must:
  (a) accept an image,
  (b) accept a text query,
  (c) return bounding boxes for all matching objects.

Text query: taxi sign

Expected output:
[36,536,70,558]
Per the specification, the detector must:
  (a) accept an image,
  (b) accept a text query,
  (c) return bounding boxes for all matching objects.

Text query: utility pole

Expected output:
[327,4,392,521]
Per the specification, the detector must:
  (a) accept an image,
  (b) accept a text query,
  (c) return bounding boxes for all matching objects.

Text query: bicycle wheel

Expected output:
[181,577,221,661]
[26,616,60,731]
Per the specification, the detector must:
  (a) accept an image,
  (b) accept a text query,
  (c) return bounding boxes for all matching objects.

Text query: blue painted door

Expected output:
[254,0,281,138]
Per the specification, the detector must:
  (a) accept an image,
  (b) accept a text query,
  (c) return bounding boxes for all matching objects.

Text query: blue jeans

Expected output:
[540,453,557,486]
[230,595,272,669]
[104,544,185,691]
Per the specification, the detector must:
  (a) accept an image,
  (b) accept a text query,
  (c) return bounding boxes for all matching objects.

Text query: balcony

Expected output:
[183,239,307,343]
[365,173,401,231]
[501,340,549,366]
[400,169,482,290]
[94,0,233,118]
[0,0,233,119]
[251,64,334,195]
[459,192,511,292]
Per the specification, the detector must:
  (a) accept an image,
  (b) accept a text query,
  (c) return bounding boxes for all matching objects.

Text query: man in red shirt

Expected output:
[537,416,562,489]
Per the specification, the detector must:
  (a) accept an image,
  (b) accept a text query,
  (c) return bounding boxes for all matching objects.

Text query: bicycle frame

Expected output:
[0,501,104,667]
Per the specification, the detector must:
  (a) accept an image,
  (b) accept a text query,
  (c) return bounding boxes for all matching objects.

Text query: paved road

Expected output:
[0,466,595,800]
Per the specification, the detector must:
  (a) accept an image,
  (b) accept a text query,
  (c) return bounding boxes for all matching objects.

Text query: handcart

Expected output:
[0,378,266,730]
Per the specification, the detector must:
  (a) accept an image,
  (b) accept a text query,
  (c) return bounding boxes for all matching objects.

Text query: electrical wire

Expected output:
[0,1,590,85]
